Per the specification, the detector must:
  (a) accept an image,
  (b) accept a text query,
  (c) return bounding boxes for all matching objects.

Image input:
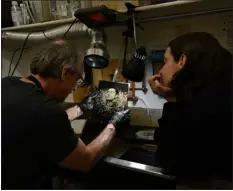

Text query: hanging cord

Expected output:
[63,18,78,39]
[42,31,54,41]
[135,96,150,116]
[132,13,138,48]
[132,12,147,93]
[9,18,77,76]
[135,96,153,128]
[112,37,125,82]
[9,30,54,76]
[10,32,33,76]
[8,47,30,76]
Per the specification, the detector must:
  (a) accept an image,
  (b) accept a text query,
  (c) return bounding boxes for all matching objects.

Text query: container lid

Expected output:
[12,1,18,6]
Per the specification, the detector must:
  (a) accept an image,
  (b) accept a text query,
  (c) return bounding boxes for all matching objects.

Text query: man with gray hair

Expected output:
[1,40,130,189]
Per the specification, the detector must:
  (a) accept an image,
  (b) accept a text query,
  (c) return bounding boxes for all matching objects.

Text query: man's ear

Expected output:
[178,54,187,69]
[61,66,69,81]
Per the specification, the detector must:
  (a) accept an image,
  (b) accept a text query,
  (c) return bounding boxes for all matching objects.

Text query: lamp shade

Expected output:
[122,46,147,82]
[84,29,109,69]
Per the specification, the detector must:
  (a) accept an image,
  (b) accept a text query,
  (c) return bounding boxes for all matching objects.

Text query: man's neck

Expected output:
[31,74,47,90]
[21,74,63,102]
[20,74,48,90]
[20,74,50,94]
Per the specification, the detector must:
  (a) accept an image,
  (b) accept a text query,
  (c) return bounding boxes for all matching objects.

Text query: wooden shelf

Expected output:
[2,0,232,32]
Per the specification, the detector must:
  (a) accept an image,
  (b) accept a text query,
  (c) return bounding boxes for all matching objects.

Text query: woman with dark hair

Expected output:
[148,32,232,187]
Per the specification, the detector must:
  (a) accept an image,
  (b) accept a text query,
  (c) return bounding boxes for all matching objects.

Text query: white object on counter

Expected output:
[11,1,23,26]
[136,129,155,141]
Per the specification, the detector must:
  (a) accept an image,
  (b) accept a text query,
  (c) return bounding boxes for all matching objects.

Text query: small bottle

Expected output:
[20,3,31,25]
[11,1,24,26]
[50,0,57,20]
[56,1,68,19]
[70,0,80,17]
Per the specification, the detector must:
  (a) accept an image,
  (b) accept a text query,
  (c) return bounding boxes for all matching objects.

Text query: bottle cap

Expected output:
[12,1,18,6]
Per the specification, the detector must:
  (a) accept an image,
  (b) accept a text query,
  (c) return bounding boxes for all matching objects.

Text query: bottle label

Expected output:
[11,12,23,23]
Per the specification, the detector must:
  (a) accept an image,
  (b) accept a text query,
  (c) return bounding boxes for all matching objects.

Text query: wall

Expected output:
[2,11,231,109]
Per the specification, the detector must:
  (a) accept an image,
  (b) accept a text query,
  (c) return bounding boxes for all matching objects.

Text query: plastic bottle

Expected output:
[20,3,31,24]
[69,0,80,17]
[56,1,68,19]
[11,1,23,26]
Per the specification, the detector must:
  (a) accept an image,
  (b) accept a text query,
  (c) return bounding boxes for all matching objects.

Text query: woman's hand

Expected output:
[148,74,175,102]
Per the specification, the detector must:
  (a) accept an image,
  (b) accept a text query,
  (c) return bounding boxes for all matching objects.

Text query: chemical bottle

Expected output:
[69,0,80,17]
[11,1,23,26]
[20,3,31,24]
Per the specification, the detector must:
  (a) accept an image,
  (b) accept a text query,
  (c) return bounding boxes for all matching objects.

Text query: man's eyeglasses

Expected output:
[75,72,85,89]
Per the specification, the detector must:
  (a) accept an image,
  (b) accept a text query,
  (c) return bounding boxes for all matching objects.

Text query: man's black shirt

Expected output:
[1,77,78,189]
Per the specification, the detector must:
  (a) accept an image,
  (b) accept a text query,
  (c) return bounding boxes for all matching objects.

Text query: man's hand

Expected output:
[108,109,130,128]
[148,74,175,101]
[79,89,99,112]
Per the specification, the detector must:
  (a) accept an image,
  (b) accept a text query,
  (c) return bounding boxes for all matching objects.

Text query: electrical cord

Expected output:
[9,30,54,77]
[10,32,34,76]
[135,95,153,125]
[8,47,30,76]
[135,96,150,116]
[42,31,54,41]
[132,13,138,48]
[9,18,77,76]
[63,18,78,39]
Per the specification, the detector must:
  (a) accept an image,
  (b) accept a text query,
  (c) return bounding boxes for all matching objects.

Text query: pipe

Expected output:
[2,17,75,32]
[2,22,90,43]
[117,0,200,13]
[135,0,201,12]
[137,8,233,24]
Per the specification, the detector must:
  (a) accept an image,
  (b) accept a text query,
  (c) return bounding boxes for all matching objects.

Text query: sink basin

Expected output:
[55,120,175,189]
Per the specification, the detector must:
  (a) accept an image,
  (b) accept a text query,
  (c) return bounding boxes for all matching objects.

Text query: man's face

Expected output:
[53,67,82,102]
[159,47,182,87]
[106,88,116,101]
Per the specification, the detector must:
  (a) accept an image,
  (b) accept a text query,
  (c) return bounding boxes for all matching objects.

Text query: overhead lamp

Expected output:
[121,9,147,82]
[75,5,117,69]
[122,46,147,82]
[84,29,110,69]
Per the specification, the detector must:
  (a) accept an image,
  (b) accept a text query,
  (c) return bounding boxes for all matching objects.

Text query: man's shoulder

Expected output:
[2,76,20,84]
[38,100,68,120]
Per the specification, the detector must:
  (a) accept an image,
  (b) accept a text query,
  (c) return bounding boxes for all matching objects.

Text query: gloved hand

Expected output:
[79,89,99,112]
[108,109,131,127]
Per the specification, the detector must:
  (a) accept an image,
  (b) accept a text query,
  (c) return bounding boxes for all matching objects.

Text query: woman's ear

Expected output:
[178,54,187,69]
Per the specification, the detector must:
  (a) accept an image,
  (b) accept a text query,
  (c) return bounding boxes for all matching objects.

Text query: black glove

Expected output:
[79,89,99,112]
[108,109,130,127]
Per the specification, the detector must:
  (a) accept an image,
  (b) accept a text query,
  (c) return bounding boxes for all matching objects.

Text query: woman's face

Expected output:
[159,47,185,87]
